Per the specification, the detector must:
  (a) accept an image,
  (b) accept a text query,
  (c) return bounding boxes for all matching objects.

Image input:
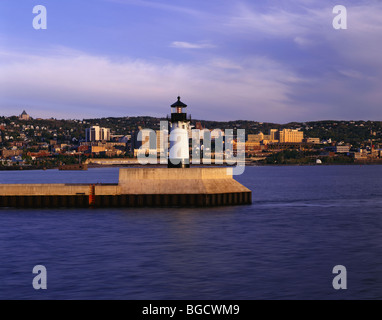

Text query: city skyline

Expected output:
[1,1,382,122]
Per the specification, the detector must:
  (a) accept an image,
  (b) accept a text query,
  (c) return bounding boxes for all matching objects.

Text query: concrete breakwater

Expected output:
[0,168,252,208]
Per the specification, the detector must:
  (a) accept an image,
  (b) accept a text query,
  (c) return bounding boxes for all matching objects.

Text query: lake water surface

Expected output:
[0,166,381,299]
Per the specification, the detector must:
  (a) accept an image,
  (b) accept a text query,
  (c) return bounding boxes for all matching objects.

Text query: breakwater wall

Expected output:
[0,168,252,208]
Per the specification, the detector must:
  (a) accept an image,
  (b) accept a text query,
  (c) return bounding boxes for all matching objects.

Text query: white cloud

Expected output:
[208,58,242,70]
[106,0,202,17]
[170,41,215,49]
[2,1,382,122]
[0,48,298,121]
[228,6,305,37]
[293,36,316,47]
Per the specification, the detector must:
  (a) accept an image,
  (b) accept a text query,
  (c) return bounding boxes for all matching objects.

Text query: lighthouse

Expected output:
[168,96,190,168]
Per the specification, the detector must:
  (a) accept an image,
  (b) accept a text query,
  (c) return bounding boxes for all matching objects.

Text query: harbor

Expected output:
[0,97,252,208]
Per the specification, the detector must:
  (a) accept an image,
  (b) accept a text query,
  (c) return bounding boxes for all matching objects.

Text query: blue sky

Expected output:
[0,0,381,122]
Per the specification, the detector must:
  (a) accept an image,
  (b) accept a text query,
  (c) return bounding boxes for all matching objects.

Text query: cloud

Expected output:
[0,47,298,122]
[219,1,382,120]
[209,58,242,70]
[1,1,382,122]
[293,36,316,47]
[170,41,215,49]
[106,0,202,17]
[226,2,331,38]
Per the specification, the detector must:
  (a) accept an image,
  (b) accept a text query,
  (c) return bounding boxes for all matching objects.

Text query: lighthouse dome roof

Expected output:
[171,96,187,108]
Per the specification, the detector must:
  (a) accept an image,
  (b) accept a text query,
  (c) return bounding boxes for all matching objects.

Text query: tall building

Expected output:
[100,127,111,141]
[86,126,100,141]
[279,129,304,143]
[270,129,279,141]
[85,126,111,142]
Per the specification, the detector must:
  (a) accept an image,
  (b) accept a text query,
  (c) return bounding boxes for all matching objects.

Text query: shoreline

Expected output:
[1,161,382,171]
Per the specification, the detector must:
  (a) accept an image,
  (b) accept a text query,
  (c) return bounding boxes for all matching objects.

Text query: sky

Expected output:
[0,0,381,123]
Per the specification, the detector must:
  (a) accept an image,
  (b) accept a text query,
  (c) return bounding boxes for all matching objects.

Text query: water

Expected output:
[0,166,381,300]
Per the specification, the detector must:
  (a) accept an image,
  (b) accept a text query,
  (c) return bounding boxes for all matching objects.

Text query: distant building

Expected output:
[248,131,272,144]
[352,152,368,160]
[304,138,321,144]
[91,145,106,153]
[326,145,350,153]
[269,129,279,141]
[78,145,90,153]
[248,132,265,143]
[85,126,111,142]
[11,155,23,163]
[279,129,304,143]
[245,141,262,154]
[321,139,332,145]
[249,129,304,144]
[101,128,111,141]
[19,110,30,121]
[86,126,100,141]
[337,145,350,153]
[195,122,204,130]
[118,135,131,144]
[1,149,23,159]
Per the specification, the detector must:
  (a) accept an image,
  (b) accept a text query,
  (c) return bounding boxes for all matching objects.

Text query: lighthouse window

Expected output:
[177,107,182,113]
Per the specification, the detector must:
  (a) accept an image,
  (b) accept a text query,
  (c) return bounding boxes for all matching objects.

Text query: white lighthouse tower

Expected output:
[168,96,190,168]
